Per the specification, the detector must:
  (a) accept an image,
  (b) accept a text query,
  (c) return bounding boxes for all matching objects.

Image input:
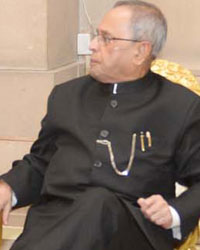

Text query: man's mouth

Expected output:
[90,58,99,64]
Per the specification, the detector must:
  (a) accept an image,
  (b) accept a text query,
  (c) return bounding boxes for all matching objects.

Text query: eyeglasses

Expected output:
[91,30,142,46]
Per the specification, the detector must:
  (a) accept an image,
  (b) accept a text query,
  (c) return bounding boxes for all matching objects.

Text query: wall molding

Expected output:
[0,136,35,143]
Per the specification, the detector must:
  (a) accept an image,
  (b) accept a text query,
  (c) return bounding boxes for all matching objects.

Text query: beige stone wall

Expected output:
[0,0,82,175]
[47,0,79,69]
[0,0,47,70]
[79,0,200,76]
[0,0,79,70]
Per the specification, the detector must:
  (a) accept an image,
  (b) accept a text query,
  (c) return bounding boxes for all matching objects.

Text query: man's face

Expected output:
[89,7,138,83]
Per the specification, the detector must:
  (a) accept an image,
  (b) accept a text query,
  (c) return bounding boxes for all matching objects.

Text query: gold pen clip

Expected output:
[146,131,152,147]
[140,131,145,152]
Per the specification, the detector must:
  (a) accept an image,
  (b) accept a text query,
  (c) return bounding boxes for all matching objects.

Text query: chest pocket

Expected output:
[134,132,174,170]
[134,131,168,152]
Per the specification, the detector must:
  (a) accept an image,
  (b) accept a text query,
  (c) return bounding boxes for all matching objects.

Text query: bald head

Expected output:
[113,1,167,57]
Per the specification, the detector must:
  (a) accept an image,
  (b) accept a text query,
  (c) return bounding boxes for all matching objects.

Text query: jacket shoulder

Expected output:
[154,72,200,104]
[55,75,93,91]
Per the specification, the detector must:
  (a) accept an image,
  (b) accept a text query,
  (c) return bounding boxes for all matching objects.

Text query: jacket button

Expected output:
[100,130,109,138]
[110,100,118,108]
[94,161,102,168]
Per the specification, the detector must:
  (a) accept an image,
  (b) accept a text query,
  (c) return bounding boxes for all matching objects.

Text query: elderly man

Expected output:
[0,1,200,250]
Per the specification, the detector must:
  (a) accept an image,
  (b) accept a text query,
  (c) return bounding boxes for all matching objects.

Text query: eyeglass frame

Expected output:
[91,29,143,46]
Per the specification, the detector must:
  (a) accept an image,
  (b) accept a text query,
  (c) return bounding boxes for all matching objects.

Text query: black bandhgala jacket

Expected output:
[2,71,200,250]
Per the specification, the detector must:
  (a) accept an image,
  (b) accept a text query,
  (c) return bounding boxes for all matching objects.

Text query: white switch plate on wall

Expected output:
[77,33,91,55]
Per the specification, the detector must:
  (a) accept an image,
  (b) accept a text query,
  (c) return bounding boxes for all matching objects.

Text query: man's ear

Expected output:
[133,41,152,65]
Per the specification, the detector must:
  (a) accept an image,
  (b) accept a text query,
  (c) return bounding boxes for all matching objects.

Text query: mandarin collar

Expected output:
[97,71,154,94]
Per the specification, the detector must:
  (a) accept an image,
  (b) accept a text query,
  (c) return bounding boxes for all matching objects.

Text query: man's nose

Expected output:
[89,36,99,52]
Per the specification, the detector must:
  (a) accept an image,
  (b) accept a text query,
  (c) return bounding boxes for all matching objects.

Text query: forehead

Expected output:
[98,7,133,36]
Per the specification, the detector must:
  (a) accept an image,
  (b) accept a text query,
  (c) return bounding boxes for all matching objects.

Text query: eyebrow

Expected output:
[96,28,114,37]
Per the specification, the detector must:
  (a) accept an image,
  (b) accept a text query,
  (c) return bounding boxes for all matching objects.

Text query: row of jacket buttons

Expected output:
[95,100,117,169]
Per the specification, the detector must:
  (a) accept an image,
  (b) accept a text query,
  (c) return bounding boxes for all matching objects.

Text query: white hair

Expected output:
[113,0,168,57]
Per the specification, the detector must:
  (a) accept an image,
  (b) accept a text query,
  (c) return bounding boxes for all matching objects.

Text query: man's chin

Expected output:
[89,69,101,81]
[89,70,111,84]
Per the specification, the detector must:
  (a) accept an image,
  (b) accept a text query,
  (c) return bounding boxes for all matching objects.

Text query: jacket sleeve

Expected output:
[0,86,58,208]
[169,96,200,239]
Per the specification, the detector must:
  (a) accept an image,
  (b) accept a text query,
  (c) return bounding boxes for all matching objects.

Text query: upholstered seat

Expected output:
[151,59,200,250]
